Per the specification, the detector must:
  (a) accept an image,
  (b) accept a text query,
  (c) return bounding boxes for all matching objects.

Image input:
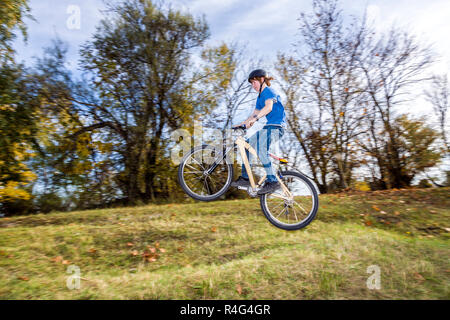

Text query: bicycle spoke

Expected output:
[291,205,299,221]
[186,175,203,185]
[200,177,207,195]
[185,163,203,173]
[293,200,309,215]
[191,157,205,170]
[191,177,205,194]
[206,176,216,193]
[269,192,290,200]
[203,177,212,195]
[269,200,285,211]
[205,157,223,174]
[275,206,287,218]
[207,175,218,193]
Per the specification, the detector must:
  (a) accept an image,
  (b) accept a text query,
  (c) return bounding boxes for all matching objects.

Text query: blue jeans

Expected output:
[241,125,285,183]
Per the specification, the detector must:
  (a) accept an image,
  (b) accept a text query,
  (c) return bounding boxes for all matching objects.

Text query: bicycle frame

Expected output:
[204,132,293,200]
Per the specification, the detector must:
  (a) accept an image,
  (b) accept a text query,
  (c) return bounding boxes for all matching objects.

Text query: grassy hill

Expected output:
[0,187,449,299]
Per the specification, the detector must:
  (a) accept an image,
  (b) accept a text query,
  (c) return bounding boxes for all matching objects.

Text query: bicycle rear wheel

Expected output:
[178,144,234,201]
[260,170,319,230]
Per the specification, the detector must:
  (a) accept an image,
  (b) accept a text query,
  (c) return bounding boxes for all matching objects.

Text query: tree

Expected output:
[19,40,109,212]
[357,26,435,188]
[0,0,31,62]
[424,74,449,153]
[201,42,263,132]
[0,64,38,213]
[0,0,38,214]
[391,115,440,185]
[36,0,211,205]
[275,0,368,192]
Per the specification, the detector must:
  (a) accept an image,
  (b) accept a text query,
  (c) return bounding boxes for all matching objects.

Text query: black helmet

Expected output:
[248,69,268,83]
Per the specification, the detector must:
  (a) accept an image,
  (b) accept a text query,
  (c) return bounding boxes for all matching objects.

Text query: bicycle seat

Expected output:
[269,153,288,164]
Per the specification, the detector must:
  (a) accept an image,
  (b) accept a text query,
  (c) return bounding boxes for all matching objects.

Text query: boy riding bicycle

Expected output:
[232,69,287,195]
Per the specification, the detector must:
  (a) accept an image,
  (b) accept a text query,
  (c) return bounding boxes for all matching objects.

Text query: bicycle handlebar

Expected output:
[232,124,247,130]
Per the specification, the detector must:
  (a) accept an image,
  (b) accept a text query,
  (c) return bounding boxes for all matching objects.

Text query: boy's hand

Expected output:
[242,120,251,128]
[247,118,257,128]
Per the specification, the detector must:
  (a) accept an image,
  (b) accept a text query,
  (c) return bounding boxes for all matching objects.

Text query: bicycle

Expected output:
[177,125,319,230]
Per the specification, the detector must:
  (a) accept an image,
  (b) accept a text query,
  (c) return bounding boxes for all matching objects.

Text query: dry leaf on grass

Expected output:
[413,272,425,282]
[236,284,242,295]
[51,256,63,263]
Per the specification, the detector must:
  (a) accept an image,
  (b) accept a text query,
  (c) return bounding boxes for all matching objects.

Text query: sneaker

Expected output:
[257,181,280,195]
[231,176,250,188]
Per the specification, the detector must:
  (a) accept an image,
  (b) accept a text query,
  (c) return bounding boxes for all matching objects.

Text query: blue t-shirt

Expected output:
[255,87,286,127]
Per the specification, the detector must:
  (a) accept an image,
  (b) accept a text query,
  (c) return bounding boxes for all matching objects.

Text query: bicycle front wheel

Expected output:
[178,144,234,201]
[260,170,319,230]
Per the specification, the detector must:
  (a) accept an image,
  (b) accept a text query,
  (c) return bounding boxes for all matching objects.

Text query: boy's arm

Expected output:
[255,99,274,120]
[246,99,274,127]
[234,99,274,128]
[247,108,262,122]
[234,108,261,127]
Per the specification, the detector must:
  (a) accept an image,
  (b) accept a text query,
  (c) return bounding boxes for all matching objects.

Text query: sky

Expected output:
[12,0,450,123]
[13,0,450,71]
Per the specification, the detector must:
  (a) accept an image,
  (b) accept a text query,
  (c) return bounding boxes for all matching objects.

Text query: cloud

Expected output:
[358,0,450,116]
[410,0,450,70]
[177,0,241,15]
[14,0,107,71]
[13,0,450,91]
[365,4,380,24]
[218,0,309,46]
[362,0,450,70]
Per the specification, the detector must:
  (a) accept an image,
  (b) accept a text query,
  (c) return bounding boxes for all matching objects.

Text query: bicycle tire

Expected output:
[178,144,234,202]
[259,170,319,230]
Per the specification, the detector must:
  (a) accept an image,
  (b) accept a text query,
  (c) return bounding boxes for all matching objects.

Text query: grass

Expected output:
[0,187,449,299]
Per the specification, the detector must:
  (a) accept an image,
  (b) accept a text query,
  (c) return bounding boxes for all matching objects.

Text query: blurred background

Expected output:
[1,0,449,216]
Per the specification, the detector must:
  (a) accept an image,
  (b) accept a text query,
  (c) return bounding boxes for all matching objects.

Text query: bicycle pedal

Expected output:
[237,186,248,190]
